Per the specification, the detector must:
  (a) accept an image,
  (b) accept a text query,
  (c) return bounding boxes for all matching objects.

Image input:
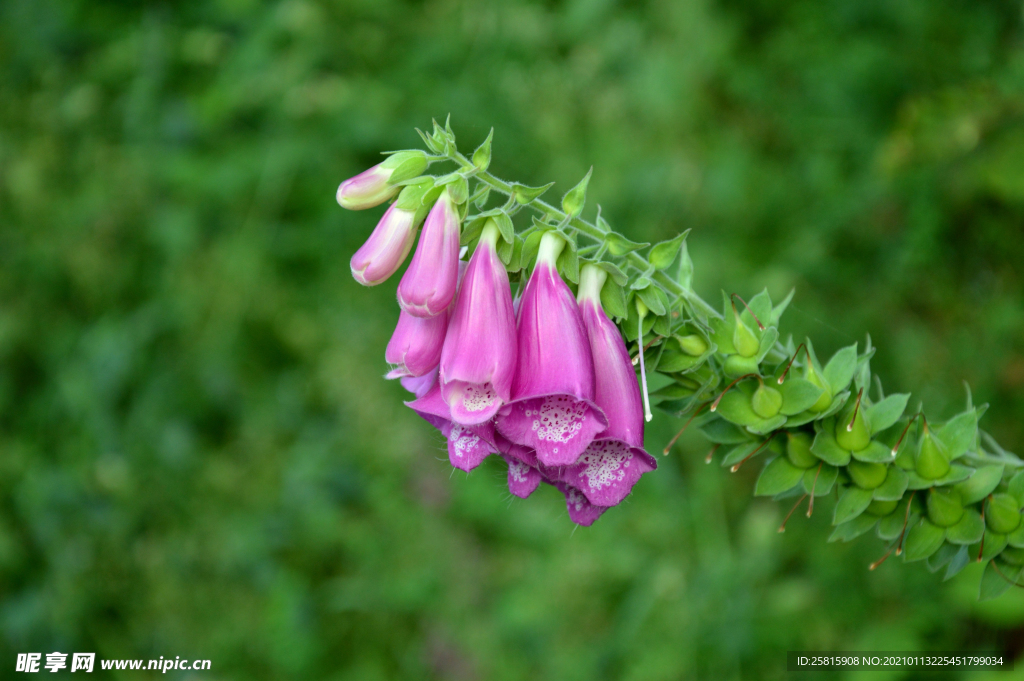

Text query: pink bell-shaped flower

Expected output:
[397,190,461,317]
[405,381,497,472]
[336,151,427,210]
[440,219,517,424]
[494,232,607,466]
[386,309,448,379]
[559,265,657,506]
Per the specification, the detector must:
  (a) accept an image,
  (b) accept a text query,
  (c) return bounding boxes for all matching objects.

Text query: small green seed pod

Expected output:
[803,362,832,413]
[986,493,1022,534]
[866,499,899,517]
[752,382,783,419]
[724,354,759,378]
[835,399,871,452]
[786,432,818,469]
[848,460,888,490]
[915,428,950,480]
[677,334,709,357]
[732,308,760,359]
[927,487,965,528]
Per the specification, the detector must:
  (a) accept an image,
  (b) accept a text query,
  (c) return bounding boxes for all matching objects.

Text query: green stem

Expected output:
[451,152,723,320]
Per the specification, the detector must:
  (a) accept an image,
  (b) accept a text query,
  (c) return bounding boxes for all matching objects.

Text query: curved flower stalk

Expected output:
[440,219,517,424]
[349,204,419,286]
[495,232,608,467]
[338,121,1024,597]
[397,189,461,317]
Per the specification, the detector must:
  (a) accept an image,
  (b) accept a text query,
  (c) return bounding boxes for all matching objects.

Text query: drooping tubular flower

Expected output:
[350,204,419,286]
[385,308,448,379]
[495,232,607,467]
[440,219,517,424]
[397,189,461,317]
[558,482,609,526]
[560,265,657,506]
[336,151,427,210]
[405,380,497,472]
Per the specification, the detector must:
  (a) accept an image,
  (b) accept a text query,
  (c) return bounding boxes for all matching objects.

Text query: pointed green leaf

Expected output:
[878,506,917,541]
[851,440,895,463]
[699,418,752,445]
[903,518,946,561]
[834,486,874,525]
[939,409,978,460]
[946,509,985,545]
[778,378,824,416]
[978,529,1009,561]
[593,261,628,286]
[637,285,668,317]
[605,230,650,256]
[811,424,852,466]
[746,414,786,435]
[867,393,910,435]
[823,344,858,394]
[927,542,961,572]
[648,230,690,270]
[599,279,627,320]
[980,560,1022,600]
[676,240,694,290]
[944,545,971,580]
[803,463,838,496]
[954,465,1005,505]
[513,182,555,205]
[493,212,515,244]
[770,289,795,327]
[828,514,878,542]
[873,466,909,501]
[756,457,806,496]
[1007,521,1024,548]
[755,327,779,364]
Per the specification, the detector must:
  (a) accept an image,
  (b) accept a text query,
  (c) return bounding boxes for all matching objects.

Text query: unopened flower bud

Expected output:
[804,361,832,413]
[677,334,708,357]
[350,204,418,285]
[724,354,759,378]
[732,306,760,359]
[336,151,427,210]
[397,190,461,317]
[866,499,898,516]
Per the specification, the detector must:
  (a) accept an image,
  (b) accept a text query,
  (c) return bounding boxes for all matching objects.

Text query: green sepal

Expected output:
[878,506,916,541]
[505,235,525,272]
[945,509,985,545]
[513,181,555,205]
[591,260,628,286]
[778,379,825,416]
[851,440,894,464]
[811,420,851,466]
[395,177,437,211]
[927,542,961,572]
[975,530,1009,562]
[721,441,762,467]
[867,393,910,435]
[604,229,650,256]
[828,514,879,543]
[561,167,592,217]
[676,240,694,290]
[755,327,779,364]
[834,485,874,525]
[600,279,628,320]
[1007,522,1024,548]
[520,230,546,271]
[493,212,515,244]
[699,418,753,445]
[823,344,858,394]
[939,409,978,460]
[446,176,469,205]
[472,186,490,210]
[953,464,1005,505]
[713,390,760,427]
[622,295,657,341]
[944,545,971,581]
[755,456,805,496]
[385,150,430,184]
[903,518,946,561]
[803,463,838,496]
[556,234,579,284]
[746,415,787,436]
[872,467,909,501]
[905,464,975,490]
[1008,471,1024,505]
[636,285,668,317]
[740,289,773,330]
[648,230,690,270]
[770,289,795,328]
[471,128,493,170]
[980,560,1023,601]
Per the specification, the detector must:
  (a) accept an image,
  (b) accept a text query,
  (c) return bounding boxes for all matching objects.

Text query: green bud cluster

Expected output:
[365,120,1023,600]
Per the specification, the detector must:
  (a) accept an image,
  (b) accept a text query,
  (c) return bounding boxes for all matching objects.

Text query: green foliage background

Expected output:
[2,0,1023,679]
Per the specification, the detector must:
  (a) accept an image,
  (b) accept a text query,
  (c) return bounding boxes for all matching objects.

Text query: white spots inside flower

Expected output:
[449,424,480,458]
[508,460,530,483]
[579,440,632,491]
[566,487,586,512]
[461,384,498,413]
[528,395,587,445]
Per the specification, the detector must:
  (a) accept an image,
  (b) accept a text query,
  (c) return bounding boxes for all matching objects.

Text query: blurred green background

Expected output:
[2,0,1023,679]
